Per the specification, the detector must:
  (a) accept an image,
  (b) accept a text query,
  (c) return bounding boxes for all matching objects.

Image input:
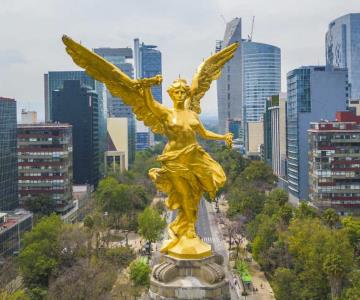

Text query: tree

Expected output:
[238,161,277,191]
[342,269,360,300]
[293,202,318,219]
[23,194,55,220]
[103,246,135,269]
[0,289,30,300]
[83,215,94,229]
[227,187,266,220]
[287,218,353,299]
[19,214,63,292]
[341,217,360,256]
[138,207,166,243]
[321,208,340,229]
[272,268,300,300]
[47,259,116,300]
[129,257,151,287]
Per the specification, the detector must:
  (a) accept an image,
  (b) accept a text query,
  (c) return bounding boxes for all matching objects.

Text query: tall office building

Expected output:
[326,13,360,100]
[0,97,18,211]
[44,71,95,122]
[17,123,73,213]
[134,38,162,148]
[287,66,347,203]
[217,17,281,147]
[52,80,100,187]
[217,18,242,134]
[94,47,136,164]
[134,38,162,103]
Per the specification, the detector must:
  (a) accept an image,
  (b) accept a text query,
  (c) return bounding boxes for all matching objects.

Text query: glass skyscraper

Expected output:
[52,80,100,187]
[326,13,360,100]
[0,97,18,211]
[94,47,136,164]
[216,17,281,148]
[287,66,347,203]
[134,38,162,103]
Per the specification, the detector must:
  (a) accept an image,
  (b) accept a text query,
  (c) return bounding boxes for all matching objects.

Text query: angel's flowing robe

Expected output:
[148,143,226,239]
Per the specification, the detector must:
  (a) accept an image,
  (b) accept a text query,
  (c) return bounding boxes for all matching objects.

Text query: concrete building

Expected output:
[21,109,37,124]
[217,17,281,144]
[308,111,360,215]
[287,66,348,203]
[0,97,18,211]
[106,117,128,173]
[52,80,100,187]
[326,13,360,100]
[247,121,264,158]
[0,210,33,257]
[268,93,286,178]
[17,123,73,213]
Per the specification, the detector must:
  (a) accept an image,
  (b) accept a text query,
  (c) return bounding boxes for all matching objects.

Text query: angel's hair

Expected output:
[167,79,190,98]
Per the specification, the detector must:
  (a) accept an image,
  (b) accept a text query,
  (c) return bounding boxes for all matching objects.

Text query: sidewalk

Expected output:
[211,197,275,300]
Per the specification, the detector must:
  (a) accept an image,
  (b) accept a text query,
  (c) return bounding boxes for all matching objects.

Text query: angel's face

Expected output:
[172,87,187,103]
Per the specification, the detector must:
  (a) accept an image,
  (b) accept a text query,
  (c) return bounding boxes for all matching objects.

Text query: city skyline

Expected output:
[1,0,360,120]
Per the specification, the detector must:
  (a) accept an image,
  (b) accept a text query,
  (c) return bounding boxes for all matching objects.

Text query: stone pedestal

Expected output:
[149,254,230,300]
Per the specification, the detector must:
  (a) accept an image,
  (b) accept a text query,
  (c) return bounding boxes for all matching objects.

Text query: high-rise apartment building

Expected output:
[326,13,360,100]
[287,66,348,203]
[21,109,37,124]
[216,18,281,148]
[0,97,18,211]
[308,111,360,215]
[52,80,100,187]
[17,123,73,213]
[94,47,135,164]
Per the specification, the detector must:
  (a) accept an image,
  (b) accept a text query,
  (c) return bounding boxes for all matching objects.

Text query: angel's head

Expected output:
[167,79,190,105]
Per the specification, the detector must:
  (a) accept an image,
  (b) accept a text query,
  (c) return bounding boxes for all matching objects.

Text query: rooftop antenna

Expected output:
[220,15,227,24]
[248,16,255,41]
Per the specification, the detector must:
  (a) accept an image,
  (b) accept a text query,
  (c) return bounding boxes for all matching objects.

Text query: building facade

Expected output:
[287,66,348,203]
[326,13,360,100]
[269,93,287,178]
[52,80,100,187]
[44,71,95,122]
[94,47,135,164]
[106,117,128,173]
[0,97,18,211]
[17,123,73,213]
[21,109,37,124]
[216,17,281,147]
[308,111,360,215]
[0,210,33,257]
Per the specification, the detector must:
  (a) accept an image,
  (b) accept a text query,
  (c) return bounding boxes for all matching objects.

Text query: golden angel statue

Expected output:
[62,35,238,259]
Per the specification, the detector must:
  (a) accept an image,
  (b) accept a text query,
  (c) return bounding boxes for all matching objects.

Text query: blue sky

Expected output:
[0,0,359,120]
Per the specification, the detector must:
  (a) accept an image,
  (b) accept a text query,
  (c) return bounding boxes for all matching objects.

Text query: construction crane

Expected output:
[248,16,255,41]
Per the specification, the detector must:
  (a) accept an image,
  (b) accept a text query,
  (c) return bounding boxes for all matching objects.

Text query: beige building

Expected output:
[247,120,264,157]
[21,109,37,124]
[106,117,128,173]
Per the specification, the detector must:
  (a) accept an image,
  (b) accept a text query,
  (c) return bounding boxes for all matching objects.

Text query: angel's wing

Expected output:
[62,35,165,134]
[188,43,238,114]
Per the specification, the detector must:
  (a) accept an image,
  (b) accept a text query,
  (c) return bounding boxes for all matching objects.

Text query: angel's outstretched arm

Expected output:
[196,116,233,148]
[139,76,169,119]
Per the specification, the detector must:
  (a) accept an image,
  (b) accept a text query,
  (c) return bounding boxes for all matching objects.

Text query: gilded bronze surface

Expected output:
[62,35,238,259]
